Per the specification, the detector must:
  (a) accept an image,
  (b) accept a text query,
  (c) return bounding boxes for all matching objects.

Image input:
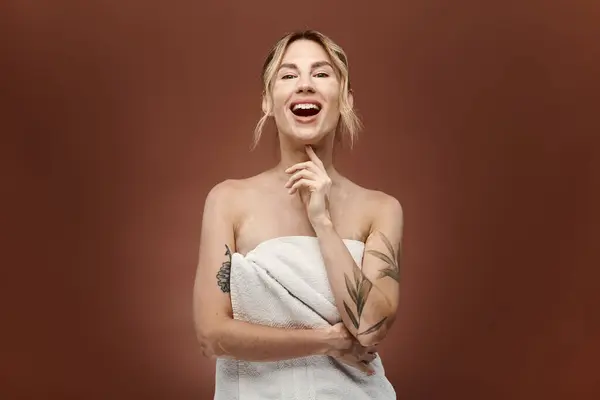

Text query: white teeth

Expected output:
[292,103,321,111]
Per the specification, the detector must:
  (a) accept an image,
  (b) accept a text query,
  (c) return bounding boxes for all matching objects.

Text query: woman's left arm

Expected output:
[284,146,403,347]
[313,196,403,347]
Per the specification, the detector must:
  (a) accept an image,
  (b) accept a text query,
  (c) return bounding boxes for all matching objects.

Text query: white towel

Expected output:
[214,236,396,400]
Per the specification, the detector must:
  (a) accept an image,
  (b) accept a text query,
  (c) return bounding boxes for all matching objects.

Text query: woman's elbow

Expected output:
[195,322,226,358]
[357,327,388,347]
[357,314,396,347]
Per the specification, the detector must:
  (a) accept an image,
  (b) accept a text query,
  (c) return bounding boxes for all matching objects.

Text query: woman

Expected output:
[193,30,403,399]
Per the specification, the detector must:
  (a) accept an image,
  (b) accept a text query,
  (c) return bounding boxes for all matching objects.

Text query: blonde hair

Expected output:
[251,30,362,150]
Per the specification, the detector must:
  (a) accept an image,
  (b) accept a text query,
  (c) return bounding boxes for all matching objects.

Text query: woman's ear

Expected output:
[348,88,355,109]
[261,93,271,115]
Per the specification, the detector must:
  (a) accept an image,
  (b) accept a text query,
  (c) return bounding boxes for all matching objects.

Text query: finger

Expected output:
[343,359,375,376]
[361,352,377,363]
[285,161,319,175]
[351,341,373,353]
[288,178,314,194]
[365,346,378,354]
[305,145,325,169]
[284,169,318,188]
[299,187,310,204]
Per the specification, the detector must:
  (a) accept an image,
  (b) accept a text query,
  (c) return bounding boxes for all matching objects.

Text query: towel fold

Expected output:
[214,236,396,400]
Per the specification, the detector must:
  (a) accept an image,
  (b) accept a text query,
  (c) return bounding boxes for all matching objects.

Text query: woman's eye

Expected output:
[282,74,296,80]
[314,72,329,78]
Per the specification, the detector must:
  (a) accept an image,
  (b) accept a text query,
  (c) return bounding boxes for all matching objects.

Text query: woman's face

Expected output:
[266,39,347,145]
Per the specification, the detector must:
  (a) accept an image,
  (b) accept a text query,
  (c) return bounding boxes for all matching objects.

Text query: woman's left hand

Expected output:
[285,146,332,226]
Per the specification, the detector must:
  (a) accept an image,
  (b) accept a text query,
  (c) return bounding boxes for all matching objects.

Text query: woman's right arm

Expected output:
[193,180,350,362]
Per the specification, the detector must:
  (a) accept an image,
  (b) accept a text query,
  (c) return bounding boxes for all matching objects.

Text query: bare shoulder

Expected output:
[206,177,249,198]
[210,171,272,192]
[368,189,403,222]
[205,175,261,208]
[204,174,268,226]
[342,179,403,223]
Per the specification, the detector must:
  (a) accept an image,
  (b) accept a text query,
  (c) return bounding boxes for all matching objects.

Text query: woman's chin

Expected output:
[286,127,329,144]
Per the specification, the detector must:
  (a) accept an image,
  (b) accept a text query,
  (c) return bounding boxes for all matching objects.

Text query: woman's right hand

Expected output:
[324,323,377,375]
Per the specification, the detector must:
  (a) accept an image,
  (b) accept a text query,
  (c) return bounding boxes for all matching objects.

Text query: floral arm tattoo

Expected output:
[366,231,400,283]
[216,244,232,293]
[343,231,400,335]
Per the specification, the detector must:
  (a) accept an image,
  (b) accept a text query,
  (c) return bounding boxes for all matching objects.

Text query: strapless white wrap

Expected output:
[214,236,396,400]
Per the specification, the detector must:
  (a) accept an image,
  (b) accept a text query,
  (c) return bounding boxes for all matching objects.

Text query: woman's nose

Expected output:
[296,80,315,93]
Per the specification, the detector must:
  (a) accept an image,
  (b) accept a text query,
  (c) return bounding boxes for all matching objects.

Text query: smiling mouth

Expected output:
[290,102,322,118]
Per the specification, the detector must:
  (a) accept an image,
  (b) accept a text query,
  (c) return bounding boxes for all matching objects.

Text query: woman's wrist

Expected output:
[310,215,333,233]
[318,326,337,356]
[319,323,352,356]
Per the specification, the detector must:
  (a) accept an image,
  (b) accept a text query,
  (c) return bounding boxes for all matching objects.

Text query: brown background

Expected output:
[2,0,599,399]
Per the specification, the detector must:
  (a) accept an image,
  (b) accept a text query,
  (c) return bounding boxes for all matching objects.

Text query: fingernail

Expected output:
[368,370,375,376]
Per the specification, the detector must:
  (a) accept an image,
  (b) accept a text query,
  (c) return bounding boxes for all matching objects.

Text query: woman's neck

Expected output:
[274,137,339,182]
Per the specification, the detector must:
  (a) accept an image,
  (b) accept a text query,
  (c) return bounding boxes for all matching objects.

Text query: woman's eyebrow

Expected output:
[278,61,333,72]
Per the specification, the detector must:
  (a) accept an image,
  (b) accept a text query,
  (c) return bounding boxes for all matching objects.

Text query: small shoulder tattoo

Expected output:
[216,244,232,293]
